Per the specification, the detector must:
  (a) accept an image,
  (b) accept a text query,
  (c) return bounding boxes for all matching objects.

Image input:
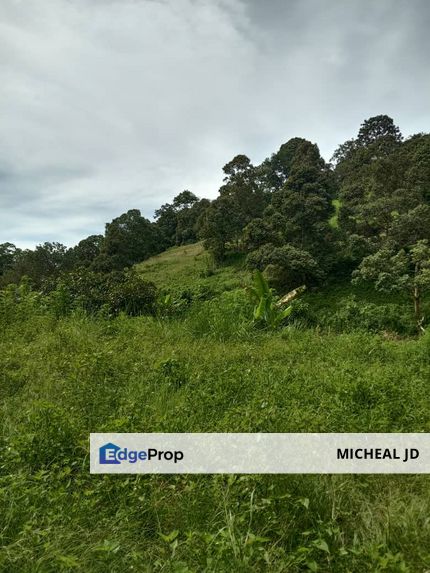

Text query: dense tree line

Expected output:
[0,192,209,287]
[1,114,430,325]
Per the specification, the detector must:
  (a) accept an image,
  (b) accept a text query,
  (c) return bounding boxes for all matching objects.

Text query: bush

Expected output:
[288,299,318,328]
[247,244,324,290]
[0,278,46,324]
[48,268,157,316]
[323,295,416,334]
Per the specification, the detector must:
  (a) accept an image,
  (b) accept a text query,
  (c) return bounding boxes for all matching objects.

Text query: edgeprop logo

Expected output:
[99,442,184,465]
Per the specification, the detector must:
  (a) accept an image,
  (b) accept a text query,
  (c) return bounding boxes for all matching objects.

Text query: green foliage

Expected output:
[247,270,304,330]
[199,194,245,261]
[3,113,430,571]
[185,289,253,341]
[52,267,158,316]
[67,234,104,269]
[242,137,336,285]
[156,292,188,319]
[0,278,45,324]
[158,357,188,389]
[155,191,209,249]
[247,244,323,290]
[2,303,430,570]
[353,240,430,328]
[0,242,21,276]
[0,270,158,324]
[137,242,248,299]
[93,209,161,272]
[1,242,70,287]
[324,296,416,335]
[199,154,268,260]
[199,251,217,278]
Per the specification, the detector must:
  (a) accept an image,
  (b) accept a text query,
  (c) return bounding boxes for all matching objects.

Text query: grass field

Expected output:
[1,244,430,571]
[137,241,249,296]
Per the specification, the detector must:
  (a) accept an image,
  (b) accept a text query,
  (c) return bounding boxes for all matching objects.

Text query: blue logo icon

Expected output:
[99,442,122,464]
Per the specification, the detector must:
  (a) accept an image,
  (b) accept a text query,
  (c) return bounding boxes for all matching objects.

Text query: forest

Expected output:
[1,115,430,571]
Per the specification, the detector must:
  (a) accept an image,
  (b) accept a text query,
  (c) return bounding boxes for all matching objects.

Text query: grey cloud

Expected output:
[0,0,429,248]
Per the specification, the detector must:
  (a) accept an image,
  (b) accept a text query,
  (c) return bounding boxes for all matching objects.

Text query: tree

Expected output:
[353,240,430,331]
[404,134,430,203]
[154,191,206,249]
[219,154,268,223]
[67,235,104,268]
[199,195,243,261]
[94,209,161,271]
[1,242,69,287]
[356,115,402,149]
[332,116,418,265]
[245,138,335,286]
[154,202,178,249]
[0,243,21,276]
[175,198,210,245]
[264,138,328,190]
[172,190,199,210]
[200,154,268,259]
[247,244,324,290]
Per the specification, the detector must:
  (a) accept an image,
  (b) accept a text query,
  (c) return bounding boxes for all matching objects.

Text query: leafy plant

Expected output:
[248,270,305,329]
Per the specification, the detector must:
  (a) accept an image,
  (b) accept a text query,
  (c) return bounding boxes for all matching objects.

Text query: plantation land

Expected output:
[1,244,430,571]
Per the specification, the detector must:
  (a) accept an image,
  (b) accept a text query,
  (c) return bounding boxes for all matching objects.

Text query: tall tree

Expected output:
[67,235,104,269]
[94,210,161,271]
[200,155,268,259]
[0,243,21,276]
[154,191,206,249]
[245,138,335,288]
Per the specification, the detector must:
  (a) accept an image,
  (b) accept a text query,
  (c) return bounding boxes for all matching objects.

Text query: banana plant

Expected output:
[248,270,305,329]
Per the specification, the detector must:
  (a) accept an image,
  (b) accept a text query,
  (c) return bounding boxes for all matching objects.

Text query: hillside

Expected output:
[137,241,249,295]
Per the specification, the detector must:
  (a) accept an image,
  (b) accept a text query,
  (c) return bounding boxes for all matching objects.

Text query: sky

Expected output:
[1,0,429,248]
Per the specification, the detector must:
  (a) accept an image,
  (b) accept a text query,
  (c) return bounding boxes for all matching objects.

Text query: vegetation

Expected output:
[1,115,430,570]
[2,261,430,571]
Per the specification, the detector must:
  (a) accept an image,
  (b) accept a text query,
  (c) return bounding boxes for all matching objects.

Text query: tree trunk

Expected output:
[413,286,425,333]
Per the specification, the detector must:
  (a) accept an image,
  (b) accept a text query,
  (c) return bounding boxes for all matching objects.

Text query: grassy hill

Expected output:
[1,243,430,571]
[137,241,249,295]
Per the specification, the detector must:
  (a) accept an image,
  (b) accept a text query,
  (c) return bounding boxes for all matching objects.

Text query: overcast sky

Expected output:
[1,0,429,248]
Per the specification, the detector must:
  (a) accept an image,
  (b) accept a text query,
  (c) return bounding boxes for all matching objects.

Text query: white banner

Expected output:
[90,433,430,474]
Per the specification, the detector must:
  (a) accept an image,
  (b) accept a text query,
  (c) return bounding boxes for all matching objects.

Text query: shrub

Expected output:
[288,299,318,328]
[323,295,416,334]
[0,278,46,324]
[247,244,324,290]
[49,268,157,316]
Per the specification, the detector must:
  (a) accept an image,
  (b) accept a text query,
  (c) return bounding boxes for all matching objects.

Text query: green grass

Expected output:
[137,242,248,295]
[329,199,341,229]
[1,244,430,571]
[137,242,207,287]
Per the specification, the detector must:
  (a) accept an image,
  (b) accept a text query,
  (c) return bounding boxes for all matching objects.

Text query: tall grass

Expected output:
[1,291,430,571]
